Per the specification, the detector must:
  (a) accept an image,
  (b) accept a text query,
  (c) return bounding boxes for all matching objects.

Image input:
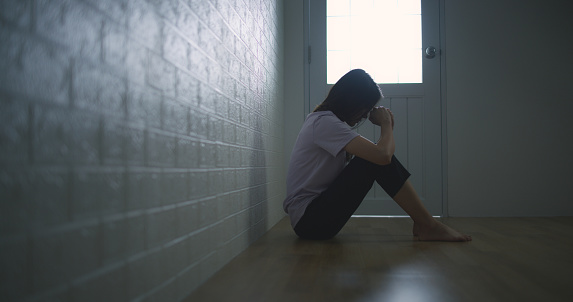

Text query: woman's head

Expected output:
[314,69,382,126]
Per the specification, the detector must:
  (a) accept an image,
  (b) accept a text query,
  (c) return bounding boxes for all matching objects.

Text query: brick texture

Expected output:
[0,0,285,301]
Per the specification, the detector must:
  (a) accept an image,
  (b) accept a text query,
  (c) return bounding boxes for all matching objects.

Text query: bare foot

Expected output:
[416,220,472,242]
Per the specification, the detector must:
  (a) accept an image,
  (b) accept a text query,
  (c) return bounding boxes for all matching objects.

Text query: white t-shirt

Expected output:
[283,111,360,227]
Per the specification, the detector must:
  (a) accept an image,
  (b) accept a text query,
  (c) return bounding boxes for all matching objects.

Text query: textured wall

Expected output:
[0,0,285,301]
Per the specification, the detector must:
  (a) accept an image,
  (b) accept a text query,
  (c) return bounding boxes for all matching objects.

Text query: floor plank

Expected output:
[185,217,573,302]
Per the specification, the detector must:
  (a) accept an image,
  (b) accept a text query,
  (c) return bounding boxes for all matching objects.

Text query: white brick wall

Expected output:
[0,0,285,301]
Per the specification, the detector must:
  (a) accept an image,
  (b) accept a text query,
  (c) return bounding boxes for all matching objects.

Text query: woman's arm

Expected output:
[344,107,395,165]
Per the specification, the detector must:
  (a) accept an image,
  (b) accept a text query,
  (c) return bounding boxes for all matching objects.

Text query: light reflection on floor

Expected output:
[361,262,452,302]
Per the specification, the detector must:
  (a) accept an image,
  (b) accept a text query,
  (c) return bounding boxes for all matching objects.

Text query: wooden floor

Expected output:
[185,217,573,302]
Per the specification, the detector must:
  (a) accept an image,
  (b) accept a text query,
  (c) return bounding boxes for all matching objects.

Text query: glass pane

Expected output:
[327,16,351,50]
[327,0,350,16]
[327,0,422,84]
[398,48,422,83]
[327,50,351,83]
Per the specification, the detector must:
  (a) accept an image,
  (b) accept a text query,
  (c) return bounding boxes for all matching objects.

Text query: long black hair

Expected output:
[313,69,382,123]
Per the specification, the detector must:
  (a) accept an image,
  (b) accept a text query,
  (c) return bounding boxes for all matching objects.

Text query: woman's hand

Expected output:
[346,106,396,165]
[369,106,394,129]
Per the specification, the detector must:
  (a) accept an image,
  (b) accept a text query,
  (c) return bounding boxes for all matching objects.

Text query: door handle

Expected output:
[425,46,437,59]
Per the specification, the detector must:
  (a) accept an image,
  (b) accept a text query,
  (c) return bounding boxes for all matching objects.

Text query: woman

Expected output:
[283,69,471,241]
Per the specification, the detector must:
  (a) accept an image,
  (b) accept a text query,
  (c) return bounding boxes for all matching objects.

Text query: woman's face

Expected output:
[347,108,372,127]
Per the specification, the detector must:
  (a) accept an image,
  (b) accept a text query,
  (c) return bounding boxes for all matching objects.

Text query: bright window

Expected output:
[327,0,422,84]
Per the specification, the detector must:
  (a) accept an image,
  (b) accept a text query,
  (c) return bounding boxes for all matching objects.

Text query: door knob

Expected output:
[425,46,437,59]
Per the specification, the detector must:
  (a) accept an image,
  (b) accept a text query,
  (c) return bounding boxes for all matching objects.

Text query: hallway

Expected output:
[1,0,573,301]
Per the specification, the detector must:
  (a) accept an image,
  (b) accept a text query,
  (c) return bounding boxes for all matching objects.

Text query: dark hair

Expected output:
[313,69,382,122]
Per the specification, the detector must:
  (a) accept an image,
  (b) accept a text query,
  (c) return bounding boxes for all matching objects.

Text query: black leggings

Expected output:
[294,155,411,240]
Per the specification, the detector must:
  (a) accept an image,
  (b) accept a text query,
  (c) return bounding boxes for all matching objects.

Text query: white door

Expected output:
[306,0,443,216]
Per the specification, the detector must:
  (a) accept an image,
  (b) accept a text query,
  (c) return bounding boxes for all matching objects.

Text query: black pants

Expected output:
[294,155,411,240]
